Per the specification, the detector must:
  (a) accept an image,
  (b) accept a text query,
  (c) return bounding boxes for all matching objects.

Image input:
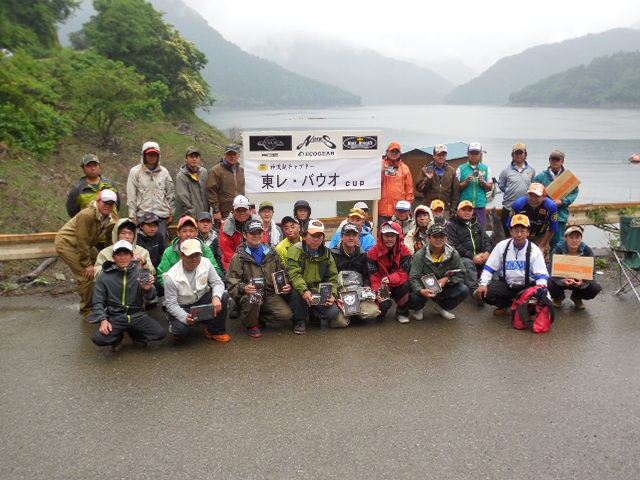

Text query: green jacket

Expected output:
[226,243,287,300]
[157,237,223,285]
[409,243,465,293]
[286,241,338,297]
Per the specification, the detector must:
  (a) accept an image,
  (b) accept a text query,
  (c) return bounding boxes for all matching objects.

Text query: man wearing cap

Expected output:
[379,142,415,226]
[446,200,493,295]
[508,182,559,253]
[163,239,230,343]
[226,219,294,338]
[497,143,536,236]
[456,143,493,227]
[207,143,245,225]
[416,144,460,219]
[175,145,209,218]
[126,141,175,241]
[391,200,414,236]
[367,221,413,323]
[337,201,373,233]
[157,215,224,285]
[92,240,166,351]
[196,211,224,271]
[404,205,434,254]
[534,150,580,250]
[548,224,602,309]
[329,207,376,252]
[258,201,282,245]
[220,195,260,271]
[55,189,119,320]
[66,153,120,219]
[409,223,470,321]
[276,216,302,263]
[331,222,381,325]
[136,212,167,273]
[430,199,447,225]
[286,219,341,333]
[476,214,549,315]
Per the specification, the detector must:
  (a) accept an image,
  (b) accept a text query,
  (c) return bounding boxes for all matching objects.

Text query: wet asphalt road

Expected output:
[1,285,639,480]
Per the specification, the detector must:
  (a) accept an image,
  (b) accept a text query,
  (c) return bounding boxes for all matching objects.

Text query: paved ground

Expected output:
[1,281,639,480]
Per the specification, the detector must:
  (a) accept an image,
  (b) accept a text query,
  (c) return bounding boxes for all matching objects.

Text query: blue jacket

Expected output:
[329,224,376,252]
[509,196,559,237]
[534,168,579,224]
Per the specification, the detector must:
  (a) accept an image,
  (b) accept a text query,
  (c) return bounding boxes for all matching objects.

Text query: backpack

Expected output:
[511,285,555,333]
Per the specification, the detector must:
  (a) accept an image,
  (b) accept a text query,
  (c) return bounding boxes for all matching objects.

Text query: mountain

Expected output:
[509,51,640,107]
[421,59,477,87]
[254,38,453,105]
[57,0,360,107]
[444,28,640,105]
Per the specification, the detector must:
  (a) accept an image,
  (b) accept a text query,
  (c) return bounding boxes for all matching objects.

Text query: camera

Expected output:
[472,169,480,178]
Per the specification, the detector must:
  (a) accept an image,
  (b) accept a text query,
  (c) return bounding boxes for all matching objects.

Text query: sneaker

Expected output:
[246,326,263,338]
[205,330,231,343]
[293,321,306,335]
[409,309,423,321]
[571,296,585,310]
[433,303,455,320]
[493,307,508,316]
[397,313,410,324]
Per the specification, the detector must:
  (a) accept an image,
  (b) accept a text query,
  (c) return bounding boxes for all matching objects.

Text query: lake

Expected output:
[199,105,640,246]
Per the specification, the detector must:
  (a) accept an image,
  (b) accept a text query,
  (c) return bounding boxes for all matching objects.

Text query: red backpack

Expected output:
[511,285,555,333]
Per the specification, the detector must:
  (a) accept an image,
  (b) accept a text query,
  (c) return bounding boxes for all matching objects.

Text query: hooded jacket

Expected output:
[409,242,465,293]
[92,260,157,323]
[404,205,434,254]
[367,221,412,291]
[94,219,154,277]
[207,158,245,218]
[446,214,493,260]
[226,242,288,300]
[175,163,209,217]
[126,141,175,219]
[380,157,415,217]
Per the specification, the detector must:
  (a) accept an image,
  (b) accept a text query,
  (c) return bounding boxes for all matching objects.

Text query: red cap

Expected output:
[387,142,401,152]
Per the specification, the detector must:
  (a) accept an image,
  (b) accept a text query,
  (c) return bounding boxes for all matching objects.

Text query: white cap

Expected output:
[468,142,483,152]
[233,195,250,209]
[395,200,411,211]
[434,144,448,154]
[98,189,118,203]
[112,240,133,253]
[354,201,369,210]
[180,238,202,256]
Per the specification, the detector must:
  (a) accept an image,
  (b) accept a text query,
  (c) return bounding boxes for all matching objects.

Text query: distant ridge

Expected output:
[444,28,640,105]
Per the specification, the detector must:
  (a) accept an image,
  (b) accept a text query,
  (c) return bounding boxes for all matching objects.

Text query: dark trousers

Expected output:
[484,279,528,309]
[548,279,602,301]
[501,208,511,237]
[410,282,470,312]
[167,291,229,337]
[237,293,294,329]
[378,281,411,317]
[289,289,339,326]
[92,313,167,346]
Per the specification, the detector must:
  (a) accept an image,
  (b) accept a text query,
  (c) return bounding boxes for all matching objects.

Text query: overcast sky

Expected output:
[181,0,639,72]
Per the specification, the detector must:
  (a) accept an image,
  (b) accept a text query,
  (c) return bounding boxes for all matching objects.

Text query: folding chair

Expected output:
[612,216,640,302]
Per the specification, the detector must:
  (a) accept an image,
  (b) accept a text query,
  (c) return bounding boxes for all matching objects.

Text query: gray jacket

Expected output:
[175,163,209,217]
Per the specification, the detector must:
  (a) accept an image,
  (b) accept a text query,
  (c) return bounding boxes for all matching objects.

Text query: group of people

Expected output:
[54,139,602,352]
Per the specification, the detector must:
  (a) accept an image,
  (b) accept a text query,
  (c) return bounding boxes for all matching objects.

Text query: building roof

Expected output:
[404,141,470,161]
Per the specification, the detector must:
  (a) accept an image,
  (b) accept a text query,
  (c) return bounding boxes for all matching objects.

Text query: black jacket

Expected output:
[446,215,492,259]
[330,244,371,288]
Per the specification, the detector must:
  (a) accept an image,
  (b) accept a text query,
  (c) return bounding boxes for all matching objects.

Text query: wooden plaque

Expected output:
[551,254,594,280]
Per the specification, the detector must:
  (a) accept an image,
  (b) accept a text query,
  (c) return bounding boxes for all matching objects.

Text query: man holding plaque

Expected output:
[408,223,470,321]
[226,219,294,338]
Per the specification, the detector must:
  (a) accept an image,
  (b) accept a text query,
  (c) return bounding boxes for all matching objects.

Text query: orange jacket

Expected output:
[379,159,415,217]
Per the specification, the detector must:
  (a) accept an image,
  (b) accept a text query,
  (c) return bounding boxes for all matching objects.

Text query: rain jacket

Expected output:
[329,223,376,252]
[404,205,434,254]
[380,158,415,217]
[286,240,339,298]
[409,242,466,293]
[175,163,209,217]
[367,221,412,292]
[94,219,154,277]
[220,213,261,270]
[126,141,175,220]
[207,158,245,218]
[446,214,493,260]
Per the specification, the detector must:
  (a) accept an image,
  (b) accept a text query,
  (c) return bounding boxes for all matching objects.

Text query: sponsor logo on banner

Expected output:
[249,135,292,151]
[342,136,378,150]
[261,153,280,158]
[296,135,337,150]
[296,134,337,157]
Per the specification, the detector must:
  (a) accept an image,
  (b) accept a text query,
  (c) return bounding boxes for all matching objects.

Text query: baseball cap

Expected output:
[458,200,474,211]
[430,199,445,211]
[427,223,448,236]
[549,149,565,160]
[512,143,527,152]
[180,238,202,256]
[258,201,274,211]
[434,144,448,154]
[185,145,200,156]
[144,145,160,155]
[387,142,401,152]
[244,219,264,233]
[468,142,483,153]
[381,223,399,235]
[225,144,240,154]
[527,182,546,197]
[341,222,360,235]
[395,200,412,211]
[280,215,299,227]
[307,219,325,235]
[196,211,212,222]
[98,189,117,203]
[177,215,197,230]
[348,207,365,219]
[112,240,133,253]
[81,154,100,166]
[353,201,369,210]
[139,212,159,224]
[510,214,530,229]
[564,225,584,236]
[233,195,250,210]
[414,205,431,216]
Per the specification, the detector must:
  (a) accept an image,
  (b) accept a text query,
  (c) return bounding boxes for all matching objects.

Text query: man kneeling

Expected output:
[163,239,230,342]
[92,240,167,351]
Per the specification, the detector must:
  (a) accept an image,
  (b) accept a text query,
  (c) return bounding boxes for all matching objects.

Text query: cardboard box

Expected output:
[551,254,594,280]
[546,169,581,200]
